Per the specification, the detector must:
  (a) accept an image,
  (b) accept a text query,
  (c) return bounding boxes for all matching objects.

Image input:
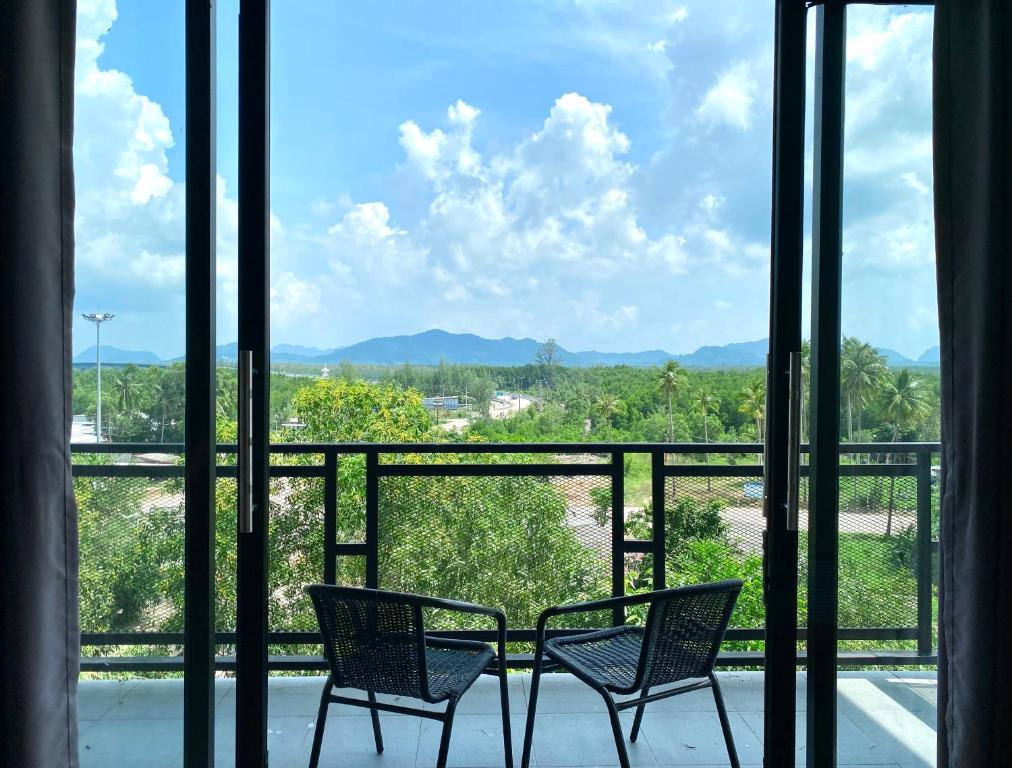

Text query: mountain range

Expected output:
[73,329,941,369]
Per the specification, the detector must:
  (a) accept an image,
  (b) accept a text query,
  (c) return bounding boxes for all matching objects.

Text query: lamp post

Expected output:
[81,313,115,441]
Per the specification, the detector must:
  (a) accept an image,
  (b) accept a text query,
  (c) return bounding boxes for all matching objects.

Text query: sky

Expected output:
[72,0,939,360]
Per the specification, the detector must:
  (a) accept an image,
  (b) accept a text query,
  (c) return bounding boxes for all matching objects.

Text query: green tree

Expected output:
[593,394,624,439]
[146,365,184,442]
[880,369,932,534]
[293,378,433,442]
[657,360,688,442]
[738,379,766,442]
[691,388,720,489]
[841,337,888,442]
[111,364,144,413]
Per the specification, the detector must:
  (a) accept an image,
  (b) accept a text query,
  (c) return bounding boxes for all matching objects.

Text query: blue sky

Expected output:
[72,0,938,360]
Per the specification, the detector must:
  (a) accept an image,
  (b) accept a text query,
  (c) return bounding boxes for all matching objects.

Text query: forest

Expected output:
[72,336,940,448]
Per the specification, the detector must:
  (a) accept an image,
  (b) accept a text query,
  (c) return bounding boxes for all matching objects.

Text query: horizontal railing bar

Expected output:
[70,462,921,480]
[80,625,919,647]
[666,465,764,478]
[79,649,939,673]
[376,463,613,478]
[72,465,183,478]
[623,539,654,553]
[70,441,941,456]
[333,543,367,556]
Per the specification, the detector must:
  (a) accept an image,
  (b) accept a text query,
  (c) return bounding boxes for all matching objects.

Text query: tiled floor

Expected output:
[78,671,937,767]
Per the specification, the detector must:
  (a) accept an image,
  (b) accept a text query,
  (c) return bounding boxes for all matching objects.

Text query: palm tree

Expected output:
[841,337,888,442]
[657,360,687,442]
[216,370,238,420]
[594,395,623,439]
[738,379,766,443]
[881,369,932,535]
[691,388,720,490]
[112,365,143,413]
[150,369,183,442]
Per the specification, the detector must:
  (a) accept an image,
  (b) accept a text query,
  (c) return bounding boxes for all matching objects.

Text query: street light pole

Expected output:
[82,313,115,441]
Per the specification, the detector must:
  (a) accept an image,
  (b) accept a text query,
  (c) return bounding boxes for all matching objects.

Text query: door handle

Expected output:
[786,350,802,532]
[238,350,254,534]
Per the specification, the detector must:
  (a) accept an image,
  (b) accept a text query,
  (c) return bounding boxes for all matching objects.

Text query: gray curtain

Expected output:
[0,1,79,766]
[933,2,1012,766]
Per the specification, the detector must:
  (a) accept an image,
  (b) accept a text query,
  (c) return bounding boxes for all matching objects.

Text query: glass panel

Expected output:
[266,1,778,764]
[837,5,938,765]
[73,0,186,763]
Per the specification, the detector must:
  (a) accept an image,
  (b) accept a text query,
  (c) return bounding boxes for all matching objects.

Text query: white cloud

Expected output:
[700,193,725,212]
[696,61,757,130]
[271,272,323,331]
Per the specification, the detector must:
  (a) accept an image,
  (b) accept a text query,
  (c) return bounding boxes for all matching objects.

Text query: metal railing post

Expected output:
[916,449,933,655]
[611,451,625,626]
[324,450,337,584]
[366,450,379,589]
[651,451,666,590]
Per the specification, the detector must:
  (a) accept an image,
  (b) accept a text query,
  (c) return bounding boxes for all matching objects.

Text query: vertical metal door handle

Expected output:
[238,350,254,534]
[786,350,802,532]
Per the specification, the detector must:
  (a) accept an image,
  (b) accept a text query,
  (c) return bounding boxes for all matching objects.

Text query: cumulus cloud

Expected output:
[73,0,192,350]
[695,61,758,130]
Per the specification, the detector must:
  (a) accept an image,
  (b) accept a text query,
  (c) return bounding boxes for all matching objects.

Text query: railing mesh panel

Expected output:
[73,446,937,662]
[376,469,613,632]
[75,472,185,643]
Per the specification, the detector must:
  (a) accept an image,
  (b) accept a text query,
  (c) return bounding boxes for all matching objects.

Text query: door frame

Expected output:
[183,1,217,766]
[764,1,806,765]
[236,0,272,766]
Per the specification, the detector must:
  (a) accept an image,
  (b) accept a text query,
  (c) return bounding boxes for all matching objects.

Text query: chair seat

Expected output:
[544,626,644,693]
[424,637,496,701]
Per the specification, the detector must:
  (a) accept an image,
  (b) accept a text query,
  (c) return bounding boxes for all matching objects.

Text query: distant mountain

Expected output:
[273,344,335,358]
[876,347,915,368]
[876,346,940,368]
[677,339,768,368]
[294,329,768,369]
[73,331,938,370]
[73,346,163,365]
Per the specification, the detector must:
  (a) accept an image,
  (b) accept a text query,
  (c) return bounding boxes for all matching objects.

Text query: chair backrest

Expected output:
[638,579,743,687]
[306,584,430,699]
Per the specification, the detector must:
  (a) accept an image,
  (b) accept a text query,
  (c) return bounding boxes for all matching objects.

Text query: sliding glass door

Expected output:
[222,1,953,767]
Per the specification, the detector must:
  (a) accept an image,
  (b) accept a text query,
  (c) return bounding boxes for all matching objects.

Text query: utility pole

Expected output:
[82,313,115,441]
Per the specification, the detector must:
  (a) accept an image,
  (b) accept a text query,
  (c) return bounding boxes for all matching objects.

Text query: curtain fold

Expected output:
[0,1,79,766]
[933,2,1012,766]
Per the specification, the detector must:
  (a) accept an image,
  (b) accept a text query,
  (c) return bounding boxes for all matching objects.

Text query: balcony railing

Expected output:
[72,441,938,672]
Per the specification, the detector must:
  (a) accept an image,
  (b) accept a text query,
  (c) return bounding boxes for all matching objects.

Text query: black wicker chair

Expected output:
[521,579,744,768]
[305,584,513,768]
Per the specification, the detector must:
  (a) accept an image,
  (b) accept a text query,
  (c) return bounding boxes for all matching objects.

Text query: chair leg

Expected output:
[520,652,544,768]
[436,697,459,768]
[308,678,334,768]
[709,674,740,768]
[367,689,384,754]
[498,664,514,767]
[630,686,650,742]
[600,691,632,768]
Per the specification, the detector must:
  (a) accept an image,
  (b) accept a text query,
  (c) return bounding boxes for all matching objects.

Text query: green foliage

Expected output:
[668,539,765,632]
[293,378,434,442]
[379,470,605,631]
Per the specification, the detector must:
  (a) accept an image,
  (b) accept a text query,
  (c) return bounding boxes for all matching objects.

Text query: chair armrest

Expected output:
[535,591,657,635]
[415,595,508,665]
